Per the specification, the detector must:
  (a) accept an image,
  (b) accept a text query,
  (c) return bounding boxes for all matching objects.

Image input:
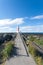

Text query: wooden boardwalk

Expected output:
[5,33,36,65]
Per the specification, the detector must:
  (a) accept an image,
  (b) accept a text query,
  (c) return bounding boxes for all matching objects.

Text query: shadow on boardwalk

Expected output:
[7,46,28,60]
[11,46,28,57]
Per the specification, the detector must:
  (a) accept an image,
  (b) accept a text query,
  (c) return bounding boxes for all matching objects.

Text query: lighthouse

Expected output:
[17,26,19,33]
[18,26,19,32]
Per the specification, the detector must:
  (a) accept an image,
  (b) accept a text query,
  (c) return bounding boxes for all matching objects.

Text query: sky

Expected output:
[0,0,43,33]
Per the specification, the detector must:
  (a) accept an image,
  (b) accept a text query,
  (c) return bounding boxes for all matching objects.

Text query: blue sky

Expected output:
[0,0,43,32]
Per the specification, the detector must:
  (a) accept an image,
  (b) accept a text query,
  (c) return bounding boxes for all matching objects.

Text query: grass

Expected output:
[28,41,43,65]
[28,35,43,45]
[2,42,14,61]
[25,35,43,65]
[34,39,43,45]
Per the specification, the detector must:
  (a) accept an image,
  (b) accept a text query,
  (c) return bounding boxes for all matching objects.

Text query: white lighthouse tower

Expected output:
[17,26,19,33]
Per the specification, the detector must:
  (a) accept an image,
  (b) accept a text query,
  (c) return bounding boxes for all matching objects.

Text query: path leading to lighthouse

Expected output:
[5,33,36,65]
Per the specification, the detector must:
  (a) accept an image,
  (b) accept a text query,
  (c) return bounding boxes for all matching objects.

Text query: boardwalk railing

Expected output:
[32,42,43,54]
[20,34,43,54]
[20,33,29,56]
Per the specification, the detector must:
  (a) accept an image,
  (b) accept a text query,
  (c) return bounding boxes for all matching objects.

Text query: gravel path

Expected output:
[5,33,36,65]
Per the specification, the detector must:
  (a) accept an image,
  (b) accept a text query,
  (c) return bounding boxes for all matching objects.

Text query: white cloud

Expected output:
[0,26,16,32]
[0,18,24,26]
[0,17,43,32]
[0,25,43,32]
[30,15,43,19]
[20,25,43,32]
[0,17,26,32]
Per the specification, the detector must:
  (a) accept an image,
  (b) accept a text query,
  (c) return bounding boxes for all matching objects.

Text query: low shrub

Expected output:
[28,42,43,65]
[35,56,42,65]
[29,35,36,42]
[34,38,43,45]
[2,42,14,60]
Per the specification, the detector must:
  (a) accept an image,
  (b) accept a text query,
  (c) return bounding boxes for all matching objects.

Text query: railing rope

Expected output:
[20,33,29,56]
[32,42,43,54]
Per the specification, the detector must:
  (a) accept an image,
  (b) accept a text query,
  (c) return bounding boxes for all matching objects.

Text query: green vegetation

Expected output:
[0,33,16,64]
[26,35,43,65]
[29,35,43,45]
[23,34,43,64]
[28,42,43,65]
[28,42,36,56]
[29,35,36,42]
[2,42,14,61]
[34,38,43,45]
